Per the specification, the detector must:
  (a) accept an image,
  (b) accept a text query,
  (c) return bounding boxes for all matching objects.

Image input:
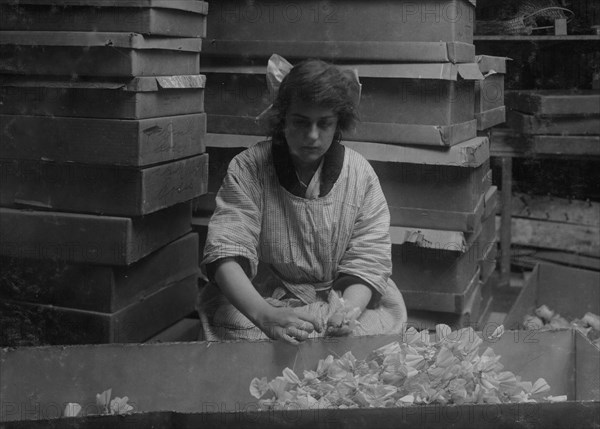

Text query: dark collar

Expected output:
[271,140,345,198]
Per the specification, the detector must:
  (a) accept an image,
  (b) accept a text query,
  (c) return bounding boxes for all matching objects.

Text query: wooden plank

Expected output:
[513,248,600,271]
[0,2,208,37]
[0,154,208,216]
[0,31,202,50]
[345,137,489,166]
[348,119,478,147]
[0,114,206,166]
[507,110,600,135]
[490,129,600,158]
[475,34,600,41]
[505,90,600,116]
[528,135,600,157]
[204,40,475,63]
[479,240,498,283]
[499,156,512,287]
[205,0,475,45]
[512,193,600,227]
[0,233,199,313]
[501,216,600,257]
[0,43,200,77]
[4,274,198,344]
[0,0,209,13]
[0,203,192,265]
[0,77,206,119]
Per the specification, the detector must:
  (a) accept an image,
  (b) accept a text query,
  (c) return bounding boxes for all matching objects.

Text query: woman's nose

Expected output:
[307,123,319,140]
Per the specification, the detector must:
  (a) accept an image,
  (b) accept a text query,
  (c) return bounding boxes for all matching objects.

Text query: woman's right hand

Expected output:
[256,307,323,345]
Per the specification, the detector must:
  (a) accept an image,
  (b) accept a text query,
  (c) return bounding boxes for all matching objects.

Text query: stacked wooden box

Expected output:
[193,0,499,330]
[475,55,507,131]
[505,90,600,146]
[0,0,209,345]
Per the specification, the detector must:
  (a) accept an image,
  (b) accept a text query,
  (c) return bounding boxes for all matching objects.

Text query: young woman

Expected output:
[198,57,407,344]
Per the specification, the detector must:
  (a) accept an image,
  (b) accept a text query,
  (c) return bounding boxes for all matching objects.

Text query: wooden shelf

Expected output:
[474,35,600,41]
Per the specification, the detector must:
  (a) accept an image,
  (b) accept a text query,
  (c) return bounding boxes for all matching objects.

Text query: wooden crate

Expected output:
[475,55,507,131]
[506,110,599,135]
[0,203,192,265]
[2,274,198,345]
[202,62,483,146]
[406,278,489,331]
[392,190,497,313]
[0,75,205,119]
[375,160,490,215]
[1,154,208,216]
[204,0,475,62]
[505,90,600,116]
[388,176,492,231]
[0,233,199,313]
[0,31,201,77]
[0,0,209,37]
[2,330,597,427]
[0,113,206,166]
[504,263,600,331]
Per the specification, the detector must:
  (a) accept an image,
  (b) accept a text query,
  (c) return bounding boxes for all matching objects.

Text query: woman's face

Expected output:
[284,99,338,169]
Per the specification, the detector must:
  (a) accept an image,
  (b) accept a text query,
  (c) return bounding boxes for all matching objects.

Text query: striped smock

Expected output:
[198,140,407,340]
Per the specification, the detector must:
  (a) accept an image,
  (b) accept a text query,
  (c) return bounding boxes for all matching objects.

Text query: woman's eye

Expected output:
[318,120,336,129]
[292,119,310,128]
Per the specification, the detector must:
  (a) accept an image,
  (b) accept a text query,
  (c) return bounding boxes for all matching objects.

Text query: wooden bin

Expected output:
[0,75,206,119]
[1,330,598,427]
[204,0,475,62]
[0,153,209,216]
[475,55,507,130]
[0,0,209,37]
[504,263,600,332]
[0,31,201,77]
[0,203,192,265]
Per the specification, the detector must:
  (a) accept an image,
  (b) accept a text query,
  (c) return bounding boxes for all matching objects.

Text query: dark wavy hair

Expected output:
[267,59,359,145]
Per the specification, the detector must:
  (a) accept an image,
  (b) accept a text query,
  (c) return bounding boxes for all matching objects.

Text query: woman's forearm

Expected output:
[341,283,372,313]
[214,259,271,324]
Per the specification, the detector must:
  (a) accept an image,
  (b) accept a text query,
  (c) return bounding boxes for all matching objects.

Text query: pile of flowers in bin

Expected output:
[250,325,566,410]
